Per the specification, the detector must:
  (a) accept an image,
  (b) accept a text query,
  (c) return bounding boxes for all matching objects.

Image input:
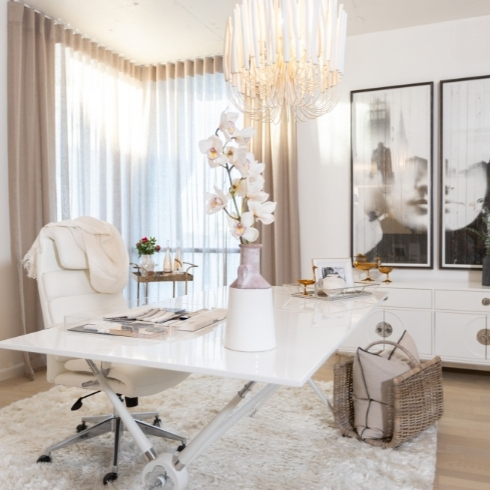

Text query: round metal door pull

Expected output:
[477,329,490,346]
[375,322,393,338]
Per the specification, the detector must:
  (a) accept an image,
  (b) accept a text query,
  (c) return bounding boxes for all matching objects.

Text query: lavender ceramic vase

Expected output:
[230,244,270,289]
[225,244,276,352]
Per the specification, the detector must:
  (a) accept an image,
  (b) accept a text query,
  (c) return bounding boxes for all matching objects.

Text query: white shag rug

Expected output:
[0,375,437,490]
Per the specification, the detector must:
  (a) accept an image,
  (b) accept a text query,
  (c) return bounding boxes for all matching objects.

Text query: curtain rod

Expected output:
[12,0,223,67]
[13,0,125,59]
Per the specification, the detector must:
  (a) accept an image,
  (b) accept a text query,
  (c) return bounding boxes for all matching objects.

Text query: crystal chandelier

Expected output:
[223,0,347,123]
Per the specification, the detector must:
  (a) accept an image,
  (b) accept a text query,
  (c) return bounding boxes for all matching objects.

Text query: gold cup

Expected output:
[378,265,393,282]
[297,279,315,296]
[353,254,376,282]
[376,256,393,283]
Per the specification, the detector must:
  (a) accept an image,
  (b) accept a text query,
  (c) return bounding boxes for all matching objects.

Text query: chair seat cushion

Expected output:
[60,359,189,397]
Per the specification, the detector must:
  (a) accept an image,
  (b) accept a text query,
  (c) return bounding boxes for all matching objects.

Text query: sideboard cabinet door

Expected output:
[340,309,384,351]
[383,309,432,357]
[435,312,487,361]
[340,307,432,356]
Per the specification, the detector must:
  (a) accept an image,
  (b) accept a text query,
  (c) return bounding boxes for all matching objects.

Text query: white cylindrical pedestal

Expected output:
[225,287,276,352]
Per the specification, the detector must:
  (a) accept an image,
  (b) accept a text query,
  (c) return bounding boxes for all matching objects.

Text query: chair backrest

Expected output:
[37,226,127,329]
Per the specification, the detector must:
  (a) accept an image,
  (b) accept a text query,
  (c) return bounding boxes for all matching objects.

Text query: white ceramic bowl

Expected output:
[321,275,347,291]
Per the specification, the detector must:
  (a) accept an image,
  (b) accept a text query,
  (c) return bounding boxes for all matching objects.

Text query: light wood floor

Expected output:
[1,359,489,489]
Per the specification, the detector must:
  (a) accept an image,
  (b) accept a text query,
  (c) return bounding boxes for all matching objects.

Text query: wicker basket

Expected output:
[333,345,444,449]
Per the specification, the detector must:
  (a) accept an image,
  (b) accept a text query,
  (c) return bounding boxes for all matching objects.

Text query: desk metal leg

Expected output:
[86,360,157,462]
[308,378,333,411]
[143,381,280,489]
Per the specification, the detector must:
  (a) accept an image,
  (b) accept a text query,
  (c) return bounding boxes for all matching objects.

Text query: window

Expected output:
[55,43,239,299]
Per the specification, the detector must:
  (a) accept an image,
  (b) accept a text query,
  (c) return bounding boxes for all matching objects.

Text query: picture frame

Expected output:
[440,75,490,269]
[312,258,354,287]
[351,82,434,268]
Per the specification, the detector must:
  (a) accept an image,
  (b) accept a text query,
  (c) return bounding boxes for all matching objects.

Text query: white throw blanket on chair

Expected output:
[23,217,129,294]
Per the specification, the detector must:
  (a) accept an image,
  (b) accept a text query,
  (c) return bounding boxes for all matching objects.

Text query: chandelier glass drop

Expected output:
[223,0,347,123]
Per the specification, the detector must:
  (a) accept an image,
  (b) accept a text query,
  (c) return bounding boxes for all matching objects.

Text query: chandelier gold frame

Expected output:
[223,0,347,123]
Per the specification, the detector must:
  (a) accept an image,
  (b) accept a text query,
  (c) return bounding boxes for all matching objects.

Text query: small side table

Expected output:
[131,262,197,305]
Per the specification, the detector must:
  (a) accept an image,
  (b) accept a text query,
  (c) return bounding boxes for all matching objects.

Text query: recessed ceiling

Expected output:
[22,0,490,64]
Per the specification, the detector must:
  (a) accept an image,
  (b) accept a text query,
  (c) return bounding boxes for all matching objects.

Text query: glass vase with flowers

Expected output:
[136,236,161,276]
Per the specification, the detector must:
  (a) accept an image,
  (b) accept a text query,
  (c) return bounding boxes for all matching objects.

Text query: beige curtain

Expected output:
[7,2,57,378]
[245,116,301,286]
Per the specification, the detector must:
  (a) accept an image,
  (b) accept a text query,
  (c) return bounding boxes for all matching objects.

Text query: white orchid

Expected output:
[248,200,277,225]
[247,190,269,203]
[204,186,230,215]
[232,177,268,202]
[219,111,239,141]
[247,174,265,193]
[223,144,237,164]
[235,127,255,146]
[231,178,247,198]
[200,110,275,244]
[228,212,259,242]
[234,152,265,178]
[198,135,225,167]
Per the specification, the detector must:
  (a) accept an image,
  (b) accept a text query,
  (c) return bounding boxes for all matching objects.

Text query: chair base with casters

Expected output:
[36,357,189,485]
[37,366,188,486]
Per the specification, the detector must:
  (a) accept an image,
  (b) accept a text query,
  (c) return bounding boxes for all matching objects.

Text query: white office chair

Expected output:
[33,221,189,485]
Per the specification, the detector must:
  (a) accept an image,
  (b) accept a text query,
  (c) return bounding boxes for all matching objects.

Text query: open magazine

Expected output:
[67,307,227,339]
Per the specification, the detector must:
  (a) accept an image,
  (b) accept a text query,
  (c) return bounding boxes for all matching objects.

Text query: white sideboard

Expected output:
[338,280,490,369]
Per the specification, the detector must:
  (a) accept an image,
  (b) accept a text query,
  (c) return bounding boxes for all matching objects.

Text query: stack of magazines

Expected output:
[68,307,227,338]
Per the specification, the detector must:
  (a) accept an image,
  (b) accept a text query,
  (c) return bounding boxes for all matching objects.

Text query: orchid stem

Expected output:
[225,164,241,220]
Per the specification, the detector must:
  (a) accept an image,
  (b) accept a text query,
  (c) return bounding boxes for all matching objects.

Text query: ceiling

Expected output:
[23,0,490,64]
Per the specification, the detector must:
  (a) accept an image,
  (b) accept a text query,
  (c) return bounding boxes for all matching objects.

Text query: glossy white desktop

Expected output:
[0,286,385,489]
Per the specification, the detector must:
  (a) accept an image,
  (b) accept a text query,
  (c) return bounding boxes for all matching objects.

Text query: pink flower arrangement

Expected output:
[136,236,160,256]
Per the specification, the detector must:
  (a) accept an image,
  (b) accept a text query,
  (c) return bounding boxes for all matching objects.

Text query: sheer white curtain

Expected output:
[54,29,238,300]
[137,60,239,295]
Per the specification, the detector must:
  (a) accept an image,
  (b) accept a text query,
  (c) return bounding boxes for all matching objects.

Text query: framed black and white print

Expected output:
[440,75,490,269]
[351,82,433,268]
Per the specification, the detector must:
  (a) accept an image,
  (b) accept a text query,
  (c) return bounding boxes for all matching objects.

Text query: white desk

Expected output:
[0,286,385,489]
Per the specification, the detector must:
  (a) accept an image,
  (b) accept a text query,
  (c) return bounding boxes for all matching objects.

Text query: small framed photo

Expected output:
[312,258,354,287]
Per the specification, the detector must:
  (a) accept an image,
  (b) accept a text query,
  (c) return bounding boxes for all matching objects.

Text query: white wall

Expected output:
[298,15,490,283]
[0,0,23,378]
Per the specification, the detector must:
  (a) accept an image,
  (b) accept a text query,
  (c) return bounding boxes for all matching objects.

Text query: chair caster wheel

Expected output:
[153,416,161,427]
[37,455,52,463]
[143,453,188,490]
[176,444,186,452]
[76,422,88,433]
[103,472,118,485]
